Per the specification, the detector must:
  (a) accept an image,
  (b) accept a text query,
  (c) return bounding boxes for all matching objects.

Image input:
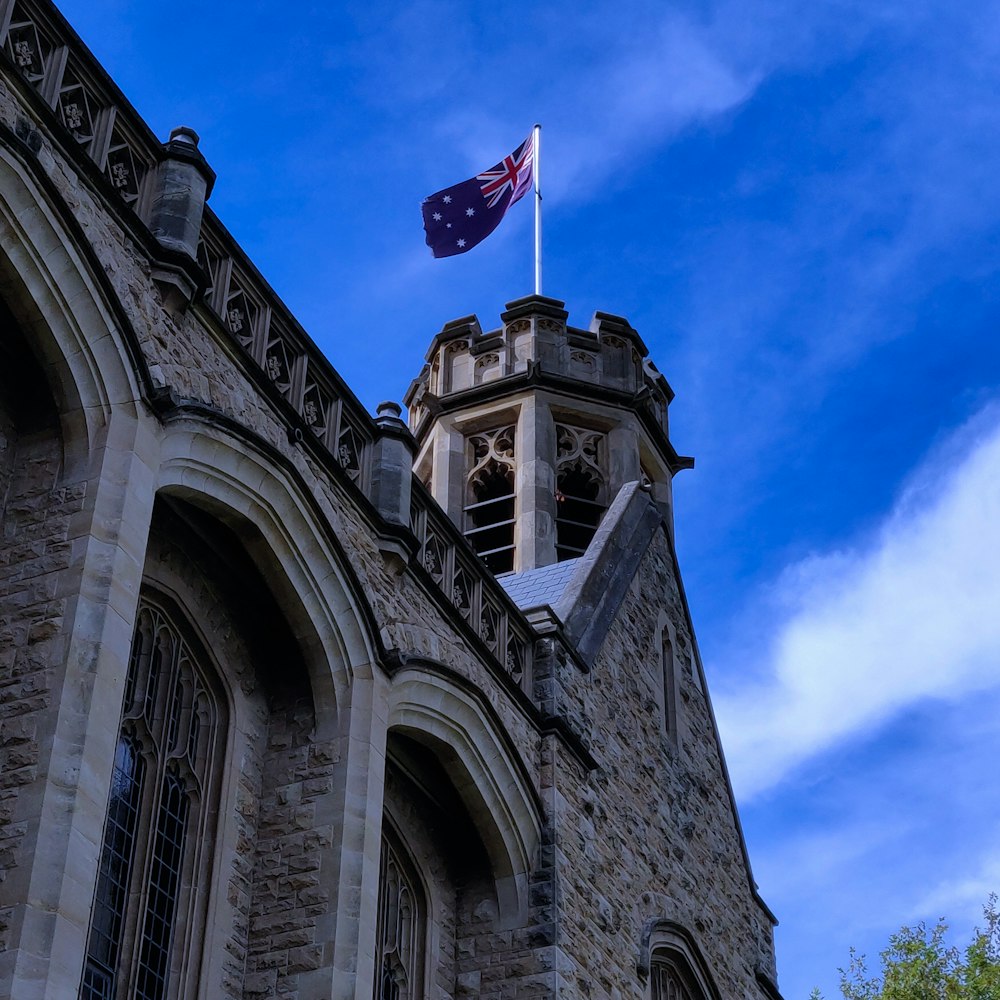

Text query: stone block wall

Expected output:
[0,379,80,956]
[549,529,776,998]
[246,695,338,997]
[0,8,780,993]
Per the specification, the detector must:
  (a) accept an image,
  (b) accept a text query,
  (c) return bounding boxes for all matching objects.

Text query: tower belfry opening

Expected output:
[405,295,692,575]
[554,423,606,560]
[465,425,517,573]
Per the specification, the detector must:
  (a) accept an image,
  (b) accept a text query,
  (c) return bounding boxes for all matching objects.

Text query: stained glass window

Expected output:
[374,830,425,1000]
[650,953,705,1000]
[81,598,221,1000]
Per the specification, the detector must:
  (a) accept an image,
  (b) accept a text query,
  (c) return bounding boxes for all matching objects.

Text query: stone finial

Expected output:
[371,400,415,529]
[149,125,218,313]
[376,400,403,421]
[149,124,216,260]
[168,125,199,146]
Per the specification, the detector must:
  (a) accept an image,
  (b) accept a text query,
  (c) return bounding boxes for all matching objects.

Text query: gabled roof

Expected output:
[499,482,663,667]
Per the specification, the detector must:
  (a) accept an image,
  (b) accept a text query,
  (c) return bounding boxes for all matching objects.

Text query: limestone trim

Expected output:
[330,668,390,1000]
[406,353,693,476]
[637,920,721,1000]
[387,666,543,927]
[0,136,148,460]
[155,416,381,732]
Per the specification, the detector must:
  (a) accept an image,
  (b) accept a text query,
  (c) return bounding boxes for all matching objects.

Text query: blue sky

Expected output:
[55,0,1000,996]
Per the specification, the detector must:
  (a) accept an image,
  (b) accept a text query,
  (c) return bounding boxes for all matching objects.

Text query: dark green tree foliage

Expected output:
[811,898,1000,1000]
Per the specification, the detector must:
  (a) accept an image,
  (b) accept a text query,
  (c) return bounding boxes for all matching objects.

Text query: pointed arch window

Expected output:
[81,597,224,1000]
[555,423,606,560]
[464,426,516,574]
[651,952,706,1000]
[661,629,678,742]
[374,828,426,1000]
[651,959,699,1000]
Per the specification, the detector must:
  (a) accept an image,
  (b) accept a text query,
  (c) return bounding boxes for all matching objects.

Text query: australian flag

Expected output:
[422,133,534,258]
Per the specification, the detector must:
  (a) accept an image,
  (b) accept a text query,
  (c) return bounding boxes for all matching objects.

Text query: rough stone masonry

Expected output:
[0,0,782,997]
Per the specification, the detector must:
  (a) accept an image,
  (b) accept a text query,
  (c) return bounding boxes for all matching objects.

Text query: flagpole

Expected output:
[533,123,542,296]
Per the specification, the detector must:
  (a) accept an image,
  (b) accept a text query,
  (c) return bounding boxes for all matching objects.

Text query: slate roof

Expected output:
[498,559,580,611]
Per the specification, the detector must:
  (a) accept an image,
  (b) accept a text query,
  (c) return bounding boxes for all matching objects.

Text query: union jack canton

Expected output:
[421,133,534,259]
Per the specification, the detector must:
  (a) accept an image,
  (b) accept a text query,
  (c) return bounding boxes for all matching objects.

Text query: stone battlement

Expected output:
[405,294,676,447]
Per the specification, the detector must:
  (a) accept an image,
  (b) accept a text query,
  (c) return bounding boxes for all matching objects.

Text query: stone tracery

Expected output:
[555,423,607,560]
[81,597,222,1000]
[375,831,425,1000]
[464,426,516,573]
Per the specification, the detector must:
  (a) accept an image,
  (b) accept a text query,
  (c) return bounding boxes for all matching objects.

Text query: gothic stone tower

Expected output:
[400,296,782,998]
[404,294,691,574]
[0,0,781,997]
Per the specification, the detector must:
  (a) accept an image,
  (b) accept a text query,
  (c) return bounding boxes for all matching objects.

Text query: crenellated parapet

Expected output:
[405,296,694,574]
[405,294,677,448]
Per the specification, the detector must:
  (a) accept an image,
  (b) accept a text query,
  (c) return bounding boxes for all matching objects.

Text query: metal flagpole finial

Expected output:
[533,123,542,296]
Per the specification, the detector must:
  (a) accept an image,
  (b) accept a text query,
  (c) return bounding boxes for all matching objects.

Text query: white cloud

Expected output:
[383,5,762,201]
[912,845,1000,921]
[715,403,1000,798]
[546,14,759,200]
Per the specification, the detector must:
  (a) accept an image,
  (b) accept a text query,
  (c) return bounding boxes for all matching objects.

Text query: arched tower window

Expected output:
[81,597,224,1000]
[375,827,426,1000]
[555,423,606,560]
[650,952,705,1000]
[464,426,516,574]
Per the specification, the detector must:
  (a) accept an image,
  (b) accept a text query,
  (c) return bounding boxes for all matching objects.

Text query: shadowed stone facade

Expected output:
[0,1,782,997]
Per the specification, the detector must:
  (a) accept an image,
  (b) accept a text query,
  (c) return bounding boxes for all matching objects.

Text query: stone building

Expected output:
[0,0,783,998]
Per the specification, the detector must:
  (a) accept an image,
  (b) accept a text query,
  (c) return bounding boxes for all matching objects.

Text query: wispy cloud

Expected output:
[339,1,763,198]
[546,14,759,199]
[914,847,1000,920]
[715,402,1000,798]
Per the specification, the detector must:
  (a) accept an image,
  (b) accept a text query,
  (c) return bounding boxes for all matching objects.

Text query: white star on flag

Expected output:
[457,239,466,247]
[433,212,442,221]
[465,207,475,216]
[442,195,452,204]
